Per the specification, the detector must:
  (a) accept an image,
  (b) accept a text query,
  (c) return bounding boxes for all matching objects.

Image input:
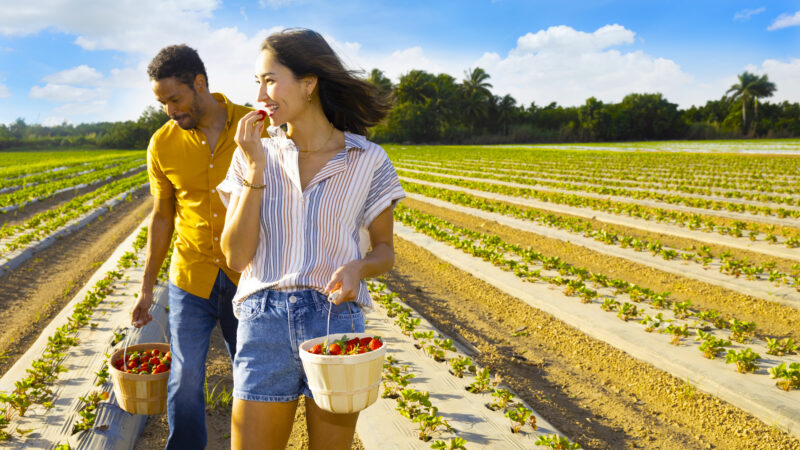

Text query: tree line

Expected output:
[1,69,798,150]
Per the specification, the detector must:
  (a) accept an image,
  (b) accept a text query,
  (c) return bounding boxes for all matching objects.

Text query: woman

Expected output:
[217,28,404,449]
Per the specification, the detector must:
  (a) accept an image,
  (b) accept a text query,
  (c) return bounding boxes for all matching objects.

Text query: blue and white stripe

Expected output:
[217,127,405,317]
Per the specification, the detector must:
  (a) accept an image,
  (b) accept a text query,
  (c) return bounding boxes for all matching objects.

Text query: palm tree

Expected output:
[462,68,493,132]
[367,68,393,96]
[726,71,776,132]
[497,94,517,135]
[462,67,493,100]
[395,70,435,104]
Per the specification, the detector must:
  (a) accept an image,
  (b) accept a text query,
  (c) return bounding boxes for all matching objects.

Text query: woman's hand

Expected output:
[234,111,267,169]
[325,261,364,305]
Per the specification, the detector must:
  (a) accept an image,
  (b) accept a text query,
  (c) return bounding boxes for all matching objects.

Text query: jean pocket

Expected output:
[238,293,265,321]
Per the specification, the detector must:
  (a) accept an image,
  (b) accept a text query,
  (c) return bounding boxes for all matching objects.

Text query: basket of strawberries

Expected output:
[108,324,171,415]
[299,332,385,414]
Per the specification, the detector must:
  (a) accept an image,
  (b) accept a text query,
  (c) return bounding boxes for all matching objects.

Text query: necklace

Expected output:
[297,125,335,153]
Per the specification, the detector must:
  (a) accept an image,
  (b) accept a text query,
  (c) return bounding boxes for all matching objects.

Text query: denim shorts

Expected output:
[232,289,365,402]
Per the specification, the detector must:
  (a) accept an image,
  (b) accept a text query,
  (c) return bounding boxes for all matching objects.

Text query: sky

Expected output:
[0,0,799,126]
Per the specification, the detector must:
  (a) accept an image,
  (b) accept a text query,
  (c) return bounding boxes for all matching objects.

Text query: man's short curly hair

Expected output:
[147,44,208,89]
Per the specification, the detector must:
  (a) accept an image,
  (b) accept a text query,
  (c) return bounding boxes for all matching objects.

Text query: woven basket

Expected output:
[299,333,386,414]
[108,342,170,415]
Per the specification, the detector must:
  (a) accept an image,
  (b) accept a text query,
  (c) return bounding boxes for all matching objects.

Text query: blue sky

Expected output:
[1,0,799,126]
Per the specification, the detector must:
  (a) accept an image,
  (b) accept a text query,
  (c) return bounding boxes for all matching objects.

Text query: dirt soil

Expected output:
[134,324,367,450]
[0,187,151,377]
[404,197,800,343]
[384,235,800,449]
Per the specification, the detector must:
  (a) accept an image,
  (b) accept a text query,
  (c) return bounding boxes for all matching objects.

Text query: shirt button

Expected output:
[215,258,220,263]
[213,213,218,217]
[214,237,219,241]
[202,140,206,145]
[289,295,297,303]
[209,164,214,168]
[211,189,216,193]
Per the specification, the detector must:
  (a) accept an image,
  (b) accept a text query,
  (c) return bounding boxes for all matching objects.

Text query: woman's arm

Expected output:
[325,205,395,304]
[220,111,267,272]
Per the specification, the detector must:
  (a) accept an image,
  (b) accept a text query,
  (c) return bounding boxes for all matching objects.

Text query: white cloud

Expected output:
[259,0,305,8]
[0,84,10,98]
[768,10,800,30]
[744,58,800,103]
[472,25,695,107]
[43,65,103,85]
[734,7,765,21]
[29,83,105,103]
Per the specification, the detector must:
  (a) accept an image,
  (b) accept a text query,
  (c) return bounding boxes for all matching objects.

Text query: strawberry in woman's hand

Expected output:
[256,110,267,121]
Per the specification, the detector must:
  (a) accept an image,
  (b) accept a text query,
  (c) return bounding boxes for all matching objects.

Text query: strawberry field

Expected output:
[1,142,800,449]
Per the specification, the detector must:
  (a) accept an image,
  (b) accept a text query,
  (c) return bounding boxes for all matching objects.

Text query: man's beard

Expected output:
[173,94,202,130]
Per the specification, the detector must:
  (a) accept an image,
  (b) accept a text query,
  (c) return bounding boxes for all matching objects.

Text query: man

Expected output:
[131,44,250,449]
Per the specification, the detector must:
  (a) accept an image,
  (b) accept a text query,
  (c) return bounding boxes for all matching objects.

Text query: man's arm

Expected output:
[132,196,175,327]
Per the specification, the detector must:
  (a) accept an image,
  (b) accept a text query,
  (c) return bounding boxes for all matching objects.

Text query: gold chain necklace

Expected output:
[297,125,335,153]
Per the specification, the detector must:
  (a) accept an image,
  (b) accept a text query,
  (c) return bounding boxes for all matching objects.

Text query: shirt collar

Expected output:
[269,126,367,164]
[210,92,236,129]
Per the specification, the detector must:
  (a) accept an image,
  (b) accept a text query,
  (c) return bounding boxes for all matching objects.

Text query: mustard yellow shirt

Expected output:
[146,92,250,298]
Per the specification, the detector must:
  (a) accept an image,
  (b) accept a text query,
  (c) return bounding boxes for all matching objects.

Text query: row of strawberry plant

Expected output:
[0,228,148,442]
[0,155,143,194]
[367,280,581,449]
[397,171,800,248]
[402,182,800,291]
[0,151,138,182]
[390,150,800,194]
[0,171,149,256]
[0,157,145,209]
[392,205,800,391]
[396,160,800,208]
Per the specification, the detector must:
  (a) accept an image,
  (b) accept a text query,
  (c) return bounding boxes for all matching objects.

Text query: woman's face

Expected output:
[255,50,313,127]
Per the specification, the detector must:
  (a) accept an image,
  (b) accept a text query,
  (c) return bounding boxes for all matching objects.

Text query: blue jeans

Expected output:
[165,270,238,450]
[233,289,365,402]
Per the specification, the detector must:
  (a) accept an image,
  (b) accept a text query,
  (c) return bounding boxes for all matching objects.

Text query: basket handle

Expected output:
[121,317,168,367]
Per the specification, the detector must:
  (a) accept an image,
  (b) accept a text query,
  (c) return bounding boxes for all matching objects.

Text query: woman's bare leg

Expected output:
[231,398,298,450]
[305,396,360,450]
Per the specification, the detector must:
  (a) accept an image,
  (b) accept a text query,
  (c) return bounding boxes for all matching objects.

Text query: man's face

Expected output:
[151,77,202,130]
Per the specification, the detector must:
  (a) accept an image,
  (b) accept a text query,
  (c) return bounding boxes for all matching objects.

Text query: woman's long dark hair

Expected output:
[262,29,392,136]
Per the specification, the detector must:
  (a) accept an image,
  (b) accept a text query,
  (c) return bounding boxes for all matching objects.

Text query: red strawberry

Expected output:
[165,351,172,359]
[157,364,168,373]
[152,349,161,357]
[328,343,342,355]
[310,344,323,354]
[149,356,161,366]
[127,361,137,370]
[367,338,383,351]
[256,110,267,120]
[359,337,372,347]
[357,345,367,354]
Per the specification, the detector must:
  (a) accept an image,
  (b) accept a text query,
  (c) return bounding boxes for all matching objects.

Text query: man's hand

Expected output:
[132,288,154,327]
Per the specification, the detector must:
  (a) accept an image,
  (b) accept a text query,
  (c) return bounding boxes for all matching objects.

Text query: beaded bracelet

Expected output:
[241,179,266,189]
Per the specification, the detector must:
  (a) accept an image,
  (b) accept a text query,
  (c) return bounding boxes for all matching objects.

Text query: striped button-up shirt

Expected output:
[217,127,405,316]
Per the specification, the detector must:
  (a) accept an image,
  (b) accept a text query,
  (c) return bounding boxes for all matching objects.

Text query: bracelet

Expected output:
[241,179,266,189]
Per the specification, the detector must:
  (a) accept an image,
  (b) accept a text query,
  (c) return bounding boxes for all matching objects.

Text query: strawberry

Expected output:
[151,349,161,357]
[328,343,342,355]
[357,345,367,354]
[256,110,267,121]
[359,337,372,348]
[310,344,323,354]
[367,338,383,351]
[127,361,138,370]
[149,356,161,366]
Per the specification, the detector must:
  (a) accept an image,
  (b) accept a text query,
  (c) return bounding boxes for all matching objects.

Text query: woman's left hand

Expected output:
[325,262,362,305]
